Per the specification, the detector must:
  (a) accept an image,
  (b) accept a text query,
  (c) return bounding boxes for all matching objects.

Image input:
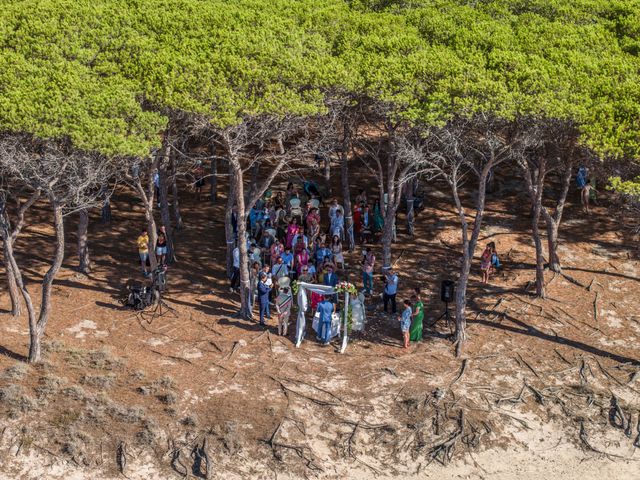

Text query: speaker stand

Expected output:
[434,301,454,335]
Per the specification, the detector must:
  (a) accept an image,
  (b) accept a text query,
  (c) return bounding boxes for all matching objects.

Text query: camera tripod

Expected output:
[140,267,177,323]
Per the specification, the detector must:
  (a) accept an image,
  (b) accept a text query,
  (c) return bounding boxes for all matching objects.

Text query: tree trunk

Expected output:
[29,198,65,363]
[381,216,395,268]
[3,235,37,359]
[324,155,331,195]
[2,240,21,316]
[210,148,218,204]
[541,160,573,273]
[546,223,561,273]
[171,153,184,231]
[406,179,415,236]
[158,145,176,264]
[340,125,355,251]
[246,160,261,210]
[451,180,469,355]
[77,208,91,274]
[451,162,493,357]
[519,156,547,298]
[230,161,252,318]
[225,171,238,279]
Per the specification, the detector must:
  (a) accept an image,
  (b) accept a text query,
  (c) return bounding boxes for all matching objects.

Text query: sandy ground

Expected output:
[0,168,639,479]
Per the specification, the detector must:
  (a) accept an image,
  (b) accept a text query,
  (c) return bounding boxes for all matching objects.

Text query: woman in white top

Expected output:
[331,235,345,270]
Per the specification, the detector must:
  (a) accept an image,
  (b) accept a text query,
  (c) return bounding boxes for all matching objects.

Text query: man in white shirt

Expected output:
[328,199,339,232]
[383,267,398,314]
[331,209,345,239]
[271,256,289,281]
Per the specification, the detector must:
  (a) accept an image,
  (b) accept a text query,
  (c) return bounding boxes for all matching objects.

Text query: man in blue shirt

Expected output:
[323,265,339,303]
[257,273,271,327]
[281,248,294,270]
[317,296,335,346]
[383,267,398,314]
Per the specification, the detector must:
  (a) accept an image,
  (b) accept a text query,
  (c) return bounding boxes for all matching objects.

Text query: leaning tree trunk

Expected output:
[340,125,355,251]
[541,160,573,273]
[230,160,252,318]
[29,198,65,363]
[2,240,21,316]
[171,153,184,231]
[3,236,37,356]
[77,208,91,274]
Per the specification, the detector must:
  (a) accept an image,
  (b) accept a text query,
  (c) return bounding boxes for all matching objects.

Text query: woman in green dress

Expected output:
[409,293,424,342]
[373,199,384,233]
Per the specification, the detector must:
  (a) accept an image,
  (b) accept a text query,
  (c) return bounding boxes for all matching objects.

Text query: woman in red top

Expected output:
[353,205,362,241]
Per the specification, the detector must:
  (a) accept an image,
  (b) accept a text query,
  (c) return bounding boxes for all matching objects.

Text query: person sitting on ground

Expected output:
[136,228,150,277]
[480,244,492,284]
[410,292,424,342]
[275,281,293,337]
[398,299,412,349]
[156,230,168,267]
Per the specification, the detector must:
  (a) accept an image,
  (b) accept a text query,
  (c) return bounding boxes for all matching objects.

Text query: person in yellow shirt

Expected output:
[137,229,149,276]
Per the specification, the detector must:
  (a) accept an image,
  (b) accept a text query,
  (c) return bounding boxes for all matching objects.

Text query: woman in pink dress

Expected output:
[306,208,321,245]
[295,247,310,276]
[286,218,301,249]
[270,240,284,267]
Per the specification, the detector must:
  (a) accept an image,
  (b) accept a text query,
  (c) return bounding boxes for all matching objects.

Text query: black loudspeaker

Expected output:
[440,280,455,303]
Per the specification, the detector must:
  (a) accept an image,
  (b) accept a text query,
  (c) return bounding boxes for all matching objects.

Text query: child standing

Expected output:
[398,299,412,349]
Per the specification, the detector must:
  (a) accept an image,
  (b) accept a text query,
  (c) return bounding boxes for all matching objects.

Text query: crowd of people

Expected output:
[133,179,505,349]
[222,182,436,348]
